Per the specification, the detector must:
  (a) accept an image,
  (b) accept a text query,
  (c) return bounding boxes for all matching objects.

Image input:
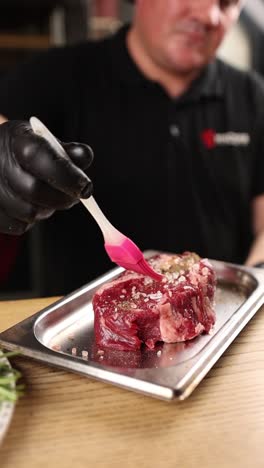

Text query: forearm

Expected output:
[245,231,264,266]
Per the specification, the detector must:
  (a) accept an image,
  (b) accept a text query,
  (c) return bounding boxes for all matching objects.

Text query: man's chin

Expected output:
[168,53,211,75]
[170,61,207,76]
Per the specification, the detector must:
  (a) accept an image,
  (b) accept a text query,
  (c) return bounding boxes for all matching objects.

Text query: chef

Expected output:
[0,0,263,296]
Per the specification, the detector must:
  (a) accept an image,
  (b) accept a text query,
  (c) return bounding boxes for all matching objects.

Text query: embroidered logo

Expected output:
[201,129,250,149]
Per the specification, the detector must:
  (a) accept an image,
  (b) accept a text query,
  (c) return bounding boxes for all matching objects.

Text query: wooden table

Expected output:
[1,297,264,468]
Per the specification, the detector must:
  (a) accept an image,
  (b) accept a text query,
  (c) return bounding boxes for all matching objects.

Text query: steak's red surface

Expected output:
[93,253,216,351]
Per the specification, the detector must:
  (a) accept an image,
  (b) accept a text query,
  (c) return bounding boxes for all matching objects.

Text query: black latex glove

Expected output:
[0,120,94,235]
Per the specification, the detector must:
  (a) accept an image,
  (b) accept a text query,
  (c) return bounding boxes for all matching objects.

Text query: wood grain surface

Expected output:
[1,298,264,468]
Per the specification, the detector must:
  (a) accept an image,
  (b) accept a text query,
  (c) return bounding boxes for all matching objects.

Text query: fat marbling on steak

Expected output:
[92,253,216,351]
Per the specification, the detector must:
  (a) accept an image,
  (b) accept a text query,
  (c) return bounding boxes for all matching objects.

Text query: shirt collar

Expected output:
[109,24,224,101]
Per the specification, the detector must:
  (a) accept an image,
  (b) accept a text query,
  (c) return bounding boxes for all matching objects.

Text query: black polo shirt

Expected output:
[1,25,264,295]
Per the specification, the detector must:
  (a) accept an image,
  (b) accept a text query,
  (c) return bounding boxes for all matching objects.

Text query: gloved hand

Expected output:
[0,120,94,235]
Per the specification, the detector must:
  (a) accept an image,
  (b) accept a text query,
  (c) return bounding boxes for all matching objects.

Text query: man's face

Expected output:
[133,0,242,73]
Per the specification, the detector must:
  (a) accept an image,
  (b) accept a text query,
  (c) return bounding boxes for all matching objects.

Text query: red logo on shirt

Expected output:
[201,129,250,148]
[201,129,216,149]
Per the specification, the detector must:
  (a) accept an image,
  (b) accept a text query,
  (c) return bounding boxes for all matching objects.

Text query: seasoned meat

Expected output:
[93,252,216,351]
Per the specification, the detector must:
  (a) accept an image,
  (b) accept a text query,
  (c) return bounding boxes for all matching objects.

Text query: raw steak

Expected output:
[93,252,216,351]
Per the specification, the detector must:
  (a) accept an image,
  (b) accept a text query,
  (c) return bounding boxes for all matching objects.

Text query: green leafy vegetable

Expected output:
[0,351,24,403]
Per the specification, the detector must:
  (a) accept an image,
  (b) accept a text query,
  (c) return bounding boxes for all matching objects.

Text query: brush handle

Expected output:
[80,196,124,243]
[30,116,124,244]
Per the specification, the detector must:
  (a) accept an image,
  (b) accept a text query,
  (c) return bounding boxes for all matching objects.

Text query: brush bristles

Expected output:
[137,258,164,281]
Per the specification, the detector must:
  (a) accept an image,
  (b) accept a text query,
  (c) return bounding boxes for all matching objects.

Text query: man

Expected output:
[0,0,263,296]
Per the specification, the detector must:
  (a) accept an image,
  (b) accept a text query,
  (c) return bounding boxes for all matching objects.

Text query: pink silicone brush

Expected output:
[30,117,164,282]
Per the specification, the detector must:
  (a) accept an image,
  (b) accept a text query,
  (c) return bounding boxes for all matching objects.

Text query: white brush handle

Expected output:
[80,196,123,242]
[30,116,123,243]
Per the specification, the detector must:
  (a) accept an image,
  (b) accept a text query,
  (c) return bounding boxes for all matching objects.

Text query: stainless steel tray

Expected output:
[1,252,264,401]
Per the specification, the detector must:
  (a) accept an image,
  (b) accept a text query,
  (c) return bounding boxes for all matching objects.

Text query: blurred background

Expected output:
[0,0,263,299]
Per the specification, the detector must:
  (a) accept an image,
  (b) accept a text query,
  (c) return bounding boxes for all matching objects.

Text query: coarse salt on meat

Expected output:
[92,252,217,351]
